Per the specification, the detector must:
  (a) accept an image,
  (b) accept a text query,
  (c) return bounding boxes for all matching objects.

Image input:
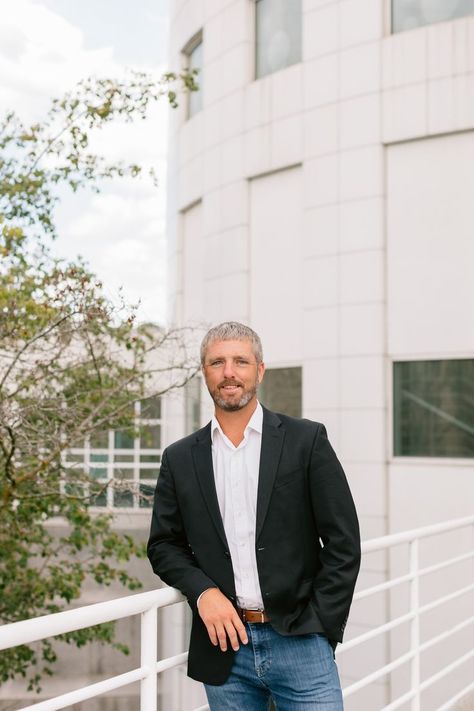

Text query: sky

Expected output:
[0,0,172,324]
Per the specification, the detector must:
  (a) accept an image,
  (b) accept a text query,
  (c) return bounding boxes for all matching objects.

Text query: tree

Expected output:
[0,70,198,691]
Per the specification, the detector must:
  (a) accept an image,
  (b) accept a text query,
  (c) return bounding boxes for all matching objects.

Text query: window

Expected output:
[184,31,203,118]
[393,360,474,458]
[255,0,302,79]
[185,375,202,434]
[392,0,474,33]
[259,367,302,417]
[63,396,163,509]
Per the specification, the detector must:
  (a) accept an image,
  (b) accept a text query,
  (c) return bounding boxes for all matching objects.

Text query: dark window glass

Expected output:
[140,396,161,420]
[185,376,201,434]
[393,360,474,458]
[256,0,302,78]
[113,489,134,508]
[139,468,160,480]
[140,424,161,449]
[392,0,474,33]
[259,367,302,417]
[91,484,107,507]
[187,36,203,117]
[114,429,135,449]
[90,431,108,448]
[139,483,155,508]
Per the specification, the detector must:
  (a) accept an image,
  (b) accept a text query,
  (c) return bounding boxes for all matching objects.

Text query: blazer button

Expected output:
[224,551,231,559]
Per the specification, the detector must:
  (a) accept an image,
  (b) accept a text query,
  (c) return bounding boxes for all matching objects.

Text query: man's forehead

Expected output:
[205,338,253,357]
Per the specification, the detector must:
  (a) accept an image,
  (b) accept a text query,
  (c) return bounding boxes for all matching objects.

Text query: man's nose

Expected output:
[222,359,237,378]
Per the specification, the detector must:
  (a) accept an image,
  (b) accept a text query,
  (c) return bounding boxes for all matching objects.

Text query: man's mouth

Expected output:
[220,384,241,393]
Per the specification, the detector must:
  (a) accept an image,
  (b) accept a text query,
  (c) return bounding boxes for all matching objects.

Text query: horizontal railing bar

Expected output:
[343,649,414,697]
[418,582,474,616]
[418,616,474,655]
[353,550,473,602]
[342,585,474,653]
[419,648,474,694]
[361,516,474,553]
[436,679,474,711]
[0,587,184,651]
[380,688,416,711]
[155,651,188,674]
[338,611,414,652]
[378,620,474,710]
[417,550,473,579]
[353,572,413,600]
[18,667,146,711]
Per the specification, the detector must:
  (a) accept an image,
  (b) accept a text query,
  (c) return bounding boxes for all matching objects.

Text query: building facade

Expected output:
[167,1,474,708]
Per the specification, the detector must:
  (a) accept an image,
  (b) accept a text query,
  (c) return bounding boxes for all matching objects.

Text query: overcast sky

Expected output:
[1,0,171,324]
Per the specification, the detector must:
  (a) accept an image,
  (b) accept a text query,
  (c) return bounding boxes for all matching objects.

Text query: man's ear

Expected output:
[257,362,265,384]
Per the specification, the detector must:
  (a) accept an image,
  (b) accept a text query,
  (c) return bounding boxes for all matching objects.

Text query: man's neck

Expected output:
[214,399,258,447]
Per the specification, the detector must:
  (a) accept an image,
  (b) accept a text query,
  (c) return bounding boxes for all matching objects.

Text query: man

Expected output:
[147,322,360,710]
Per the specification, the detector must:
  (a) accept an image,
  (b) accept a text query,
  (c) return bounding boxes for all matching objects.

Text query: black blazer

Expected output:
[147,407,361,685]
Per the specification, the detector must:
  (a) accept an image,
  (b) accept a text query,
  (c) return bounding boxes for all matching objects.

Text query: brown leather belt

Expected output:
[237,607,269,623]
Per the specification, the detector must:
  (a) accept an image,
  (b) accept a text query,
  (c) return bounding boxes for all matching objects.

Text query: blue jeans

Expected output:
[204,623,343,710]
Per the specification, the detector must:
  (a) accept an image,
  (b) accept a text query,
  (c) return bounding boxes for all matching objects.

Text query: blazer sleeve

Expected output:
[147,448,217,609]
[309,425,361,639]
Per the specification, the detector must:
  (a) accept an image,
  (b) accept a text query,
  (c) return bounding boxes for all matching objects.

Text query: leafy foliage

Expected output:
[0,70,198,690]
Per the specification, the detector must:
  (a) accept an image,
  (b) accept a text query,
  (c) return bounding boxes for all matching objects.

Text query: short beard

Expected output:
[213,387,256,412]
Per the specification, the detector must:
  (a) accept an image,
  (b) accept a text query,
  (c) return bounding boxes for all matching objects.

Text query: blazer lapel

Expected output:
[256,408,285,540]
[191,424,229,549]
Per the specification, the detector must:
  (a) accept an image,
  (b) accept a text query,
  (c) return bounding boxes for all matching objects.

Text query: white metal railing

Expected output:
[338,515,474,711]
[0,515,473,711]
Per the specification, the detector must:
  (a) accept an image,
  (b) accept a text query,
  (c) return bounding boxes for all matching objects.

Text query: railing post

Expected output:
[410,538,420,711]
[140,605,158,711]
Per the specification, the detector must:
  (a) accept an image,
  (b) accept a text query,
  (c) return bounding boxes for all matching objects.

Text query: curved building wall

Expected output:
[167,2,474,708]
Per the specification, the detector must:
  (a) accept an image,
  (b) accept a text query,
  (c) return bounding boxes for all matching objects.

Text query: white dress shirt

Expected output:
[211,402,264,609]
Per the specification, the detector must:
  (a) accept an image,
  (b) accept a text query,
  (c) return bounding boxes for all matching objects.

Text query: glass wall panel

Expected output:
[114,429,135,449]
[259,367,302,417]
[185,375,202,434]
[140,395,161,419]
[256,0,302,78]
[393,359,474,457]
[392,0,474,33]
[187,37,203,117]
[64,395,163,509]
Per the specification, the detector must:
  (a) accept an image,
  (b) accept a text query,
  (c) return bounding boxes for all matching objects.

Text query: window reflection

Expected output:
[256,0,302,78]
[393,360,474,457]
[392,0,474,33]
[259,367,302,418]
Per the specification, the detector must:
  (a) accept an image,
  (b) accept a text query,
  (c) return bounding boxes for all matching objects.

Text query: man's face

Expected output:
[202,339,265,412]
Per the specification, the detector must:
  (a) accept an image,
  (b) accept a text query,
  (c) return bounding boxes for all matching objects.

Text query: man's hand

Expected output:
[197,588,248,652]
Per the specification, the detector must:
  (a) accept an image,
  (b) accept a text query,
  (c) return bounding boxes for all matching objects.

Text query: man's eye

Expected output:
[235,359,249,366]
[210,360,223,367]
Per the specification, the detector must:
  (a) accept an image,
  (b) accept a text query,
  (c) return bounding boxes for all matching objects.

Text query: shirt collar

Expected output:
[211,401,263,444]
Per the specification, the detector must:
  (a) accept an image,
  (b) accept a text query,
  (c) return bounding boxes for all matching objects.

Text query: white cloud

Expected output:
[1,0,170,323]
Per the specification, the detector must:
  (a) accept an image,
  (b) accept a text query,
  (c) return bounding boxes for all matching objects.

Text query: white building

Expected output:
[166,1,474,708]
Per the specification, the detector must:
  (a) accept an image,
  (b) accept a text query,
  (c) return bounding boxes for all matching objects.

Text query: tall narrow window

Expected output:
[184,31,203,118]
[393,360,474,458]
[185,375,202,434]
[259,367,302,417]
[392,0,474,33]
[255,0,302,79]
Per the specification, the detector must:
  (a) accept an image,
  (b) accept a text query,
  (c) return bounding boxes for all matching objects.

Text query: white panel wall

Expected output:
[181,201,204,324]
[250,166,303,362]
[387,132,474,357]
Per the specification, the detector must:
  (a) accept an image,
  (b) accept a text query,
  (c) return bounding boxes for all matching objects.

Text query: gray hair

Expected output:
[200,322,263,364]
